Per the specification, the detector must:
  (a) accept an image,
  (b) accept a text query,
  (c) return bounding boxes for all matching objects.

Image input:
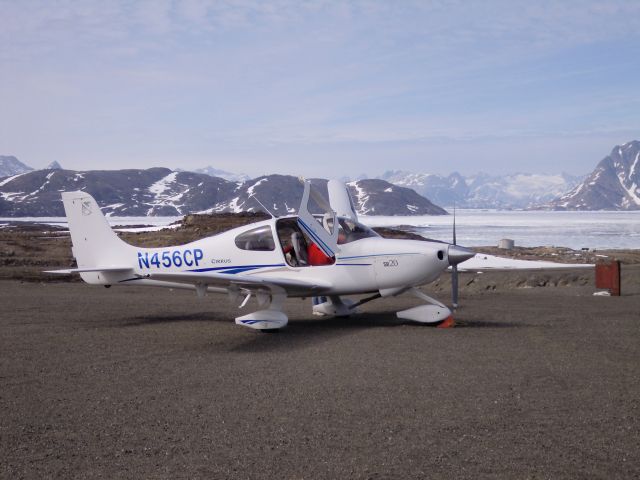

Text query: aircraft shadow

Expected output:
[99,312,232,328]
[227,315,533,354]
[227,312,407,353]
[453,319,531,328]
[95,311,530,355]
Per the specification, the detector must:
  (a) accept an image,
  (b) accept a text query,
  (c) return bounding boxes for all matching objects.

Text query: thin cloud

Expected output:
[1,1,639,176]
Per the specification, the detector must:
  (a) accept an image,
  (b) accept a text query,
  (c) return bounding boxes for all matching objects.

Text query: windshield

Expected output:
[335,218,379,244]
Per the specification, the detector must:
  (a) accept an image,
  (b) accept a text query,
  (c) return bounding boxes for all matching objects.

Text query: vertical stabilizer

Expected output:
[61,191,134,270]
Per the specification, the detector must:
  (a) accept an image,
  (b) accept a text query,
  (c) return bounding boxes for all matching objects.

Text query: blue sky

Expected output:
[1,0,639,178]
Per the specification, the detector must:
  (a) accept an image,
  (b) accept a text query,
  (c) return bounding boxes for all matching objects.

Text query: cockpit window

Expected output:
[336,218,379,244]
[235,225,276,251]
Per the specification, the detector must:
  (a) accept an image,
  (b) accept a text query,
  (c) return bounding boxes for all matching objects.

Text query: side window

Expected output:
[235,225,276,251]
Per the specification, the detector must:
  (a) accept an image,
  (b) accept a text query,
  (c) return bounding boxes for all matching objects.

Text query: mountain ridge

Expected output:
[3,139,637,213]
[0,168,446,217]
[379,170,584,209]
[0,156,34,178]
[543,141,640,210]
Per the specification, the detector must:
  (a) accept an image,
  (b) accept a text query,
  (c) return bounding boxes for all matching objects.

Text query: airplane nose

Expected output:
[448,244,475,266]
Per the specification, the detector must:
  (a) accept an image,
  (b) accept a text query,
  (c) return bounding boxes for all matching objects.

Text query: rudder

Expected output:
[61,191,134,270]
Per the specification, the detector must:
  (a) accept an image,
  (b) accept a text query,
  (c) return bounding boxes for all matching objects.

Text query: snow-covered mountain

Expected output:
[46,161,63,170]
[0,168,236,216]
[347,179,446,215]
[186,166,250,182]
[546,141,640,210]
[0,169,447,217]
[465,172,582,209]
[380,170,582,209]
[380,171,468,207]
[0,156,33,178]
[203,175,306,215]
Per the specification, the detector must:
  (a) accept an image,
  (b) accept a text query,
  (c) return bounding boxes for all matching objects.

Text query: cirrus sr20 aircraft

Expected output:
[47,180,475,331]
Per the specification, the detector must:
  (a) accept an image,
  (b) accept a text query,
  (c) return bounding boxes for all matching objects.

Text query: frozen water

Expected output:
[2,211,639,250]
[361,210,640,250]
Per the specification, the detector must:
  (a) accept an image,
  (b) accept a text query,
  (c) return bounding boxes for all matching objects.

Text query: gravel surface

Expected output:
[1,270,639,479]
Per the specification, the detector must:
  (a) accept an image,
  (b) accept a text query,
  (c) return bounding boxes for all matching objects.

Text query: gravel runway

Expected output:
[1,269,639,479]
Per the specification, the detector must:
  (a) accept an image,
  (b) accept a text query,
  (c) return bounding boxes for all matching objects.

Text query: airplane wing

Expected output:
[142,270,332,295]
[454,254,593,271]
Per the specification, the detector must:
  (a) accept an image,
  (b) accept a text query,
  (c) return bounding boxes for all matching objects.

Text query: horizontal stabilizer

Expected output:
[45,266,133,274]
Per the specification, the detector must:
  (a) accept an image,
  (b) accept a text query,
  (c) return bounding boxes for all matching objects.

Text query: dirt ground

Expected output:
[1,266,639,479]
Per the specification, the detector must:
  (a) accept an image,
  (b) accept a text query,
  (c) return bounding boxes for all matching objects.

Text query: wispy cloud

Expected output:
[1,0,639,175]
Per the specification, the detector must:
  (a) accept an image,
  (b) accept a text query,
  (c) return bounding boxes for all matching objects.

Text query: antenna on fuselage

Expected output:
[249,194,277,219]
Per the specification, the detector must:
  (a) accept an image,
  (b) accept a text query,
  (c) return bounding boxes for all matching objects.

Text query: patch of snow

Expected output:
[149,172,178,196]
[630,152,639,179]
[348,181,372,215]
[103,203,126,217]
[146,172,192,214]
[206,196,244,214]
[247,178,268,197]
[593,291,611,296]
[384,187,393,193]
[0,192,24,202]
[0,172,29,187]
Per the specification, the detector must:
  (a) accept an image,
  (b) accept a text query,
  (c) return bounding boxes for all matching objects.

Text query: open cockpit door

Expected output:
[296,179,340,258]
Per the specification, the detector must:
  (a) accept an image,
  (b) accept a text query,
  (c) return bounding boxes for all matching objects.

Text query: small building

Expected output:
[499,238,515,250]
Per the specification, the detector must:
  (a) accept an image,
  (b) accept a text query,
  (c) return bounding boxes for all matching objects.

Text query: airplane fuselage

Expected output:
[84,217,451,297]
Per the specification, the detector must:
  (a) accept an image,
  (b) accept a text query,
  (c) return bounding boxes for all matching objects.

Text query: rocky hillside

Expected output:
[0,169,447,217]
[546,141,640,210]
[0,168,236,216]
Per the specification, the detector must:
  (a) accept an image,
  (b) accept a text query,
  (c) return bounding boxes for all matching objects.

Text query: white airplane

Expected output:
[47,180,475,331]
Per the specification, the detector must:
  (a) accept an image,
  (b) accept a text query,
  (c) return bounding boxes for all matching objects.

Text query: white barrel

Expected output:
[499,238,515,250]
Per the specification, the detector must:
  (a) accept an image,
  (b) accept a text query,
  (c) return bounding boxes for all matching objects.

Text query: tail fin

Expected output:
[61,191,134,270]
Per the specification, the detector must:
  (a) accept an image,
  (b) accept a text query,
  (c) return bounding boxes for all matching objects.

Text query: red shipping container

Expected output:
[595,260,621,296]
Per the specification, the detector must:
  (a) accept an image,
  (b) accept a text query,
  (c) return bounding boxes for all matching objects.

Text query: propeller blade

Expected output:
[452,264,459,308]
[453,204,457,245]
[449,205,470,310]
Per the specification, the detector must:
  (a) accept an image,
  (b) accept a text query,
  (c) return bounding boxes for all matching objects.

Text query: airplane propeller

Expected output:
[447,206,474,310]
[452,206,458,308]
